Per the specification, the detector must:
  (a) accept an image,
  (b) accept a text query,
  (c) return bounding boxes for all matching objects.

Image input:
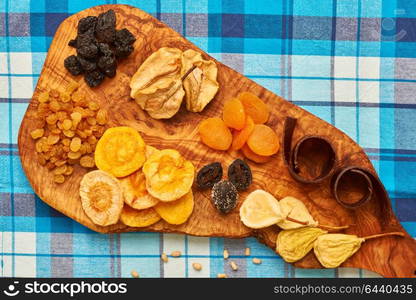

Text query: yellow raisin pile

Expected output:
[30,81,108,183]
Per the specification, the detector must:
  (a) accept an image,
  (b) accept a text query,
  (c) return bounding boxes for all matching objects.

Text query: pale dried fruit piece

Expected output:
[247,124,279,156]
[238,92,269,124]
[120,171,159,210]
[30,128,44,139]
[120,204,161,227]
[154,190,194,225]
[239,189,283,229]
[223,98,246,130]
[277,197,318,230]
[143,149,195,202]
[79,170,124,226]
[145,145,160,158]
[276,227,327,263]
[95,127,146,177]
[198,117,232,151]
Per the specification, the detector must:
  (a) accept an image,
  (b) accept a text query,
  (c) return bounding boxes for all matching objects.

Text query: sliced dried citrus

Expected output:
[240,189,283,229]
[238,92,269,124]
[154,190,194,225]
[222,98,246,130]
[79,170,124,226]
[95,127,146,177]
[241,144,272,163]
[143,149,195,202]
[231,116,254,151]
[120,204,161,227]
[198,117,232,150]
[247,124,279,156]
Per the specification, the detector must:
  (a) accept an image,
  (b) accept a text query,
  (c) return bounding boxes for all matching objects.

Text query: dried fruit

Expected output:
[222,98,246,130]
[79,170,124,226]
[228,159,252,191]
[247,124,279,156]
[276,227,327,263]
[238,92,269,124]
[96,109,108,125]
[196,162,222,189]
[239,189,283,228]
[30,128,44,139]
[64,55,83,76]
[231,116,254,151]
[80,155,95,168]
[154,191,194,225]
[241,144,272,163]
[143,149,195,202]
[198,117,232,151]
[85,70,105,87]
[277,197,318,230]
[211,180,238,214]
[95,127,146,177]
[120,171,159,210]
[120,205,161,228]
[70,137,82,152]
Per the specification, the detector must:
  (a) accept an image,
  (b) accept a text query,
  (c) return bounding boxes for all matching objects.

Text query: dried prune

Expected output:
[95,10,116,43]
[114,42,134,58]
[228,158,252,191]
[64,55,83,76]
[84,70,105,87]
[77,16,97,34]
[77,56,97,72]
[196,162,222,189]
[211,180,238,214]
[98,55,117,78]
[115,29,136,45]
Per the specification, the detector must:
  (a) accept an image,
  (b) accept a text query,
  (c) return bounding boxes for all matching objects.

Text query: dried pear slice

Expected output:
[79,170,123,226]
[120,204,161,227]
[277,196,318,230]
[95,127,146,177]
[143,149,195,202]
[154,190,194,225]
[276,227,327,263]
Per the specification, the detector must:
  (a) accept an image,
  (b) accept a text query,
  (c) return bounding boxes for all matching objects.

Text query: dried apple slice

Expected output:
[154,190,194,225]
[120,204,161,227]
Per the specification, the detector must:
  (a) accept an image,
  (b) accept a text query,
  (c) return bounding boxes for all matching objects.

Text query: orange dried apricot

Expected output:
[231,116,255,151]
[247,124,279,156]
[198,117,232,151]
[241,144,272,164]
[238,92,269,124]
[222,98,246,130]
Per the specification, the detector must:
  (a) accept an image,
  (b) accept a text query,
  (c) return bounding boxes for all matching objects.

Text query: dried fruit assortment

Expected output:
[64,9,135,87]
[31,82,108,184]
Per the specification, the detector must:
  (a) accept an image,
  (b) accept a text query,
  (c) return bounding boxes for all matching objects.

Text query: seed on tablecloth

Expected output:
[192,263,202,271]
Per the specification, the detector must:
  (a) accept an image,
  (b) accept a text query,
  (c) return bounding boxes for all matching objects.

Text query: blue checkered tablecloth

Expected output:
[1,0,415,278]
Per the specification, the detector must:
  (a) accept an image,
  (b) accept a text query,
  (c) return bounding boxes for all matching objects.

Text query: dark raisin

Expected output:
[77,56,97,72]
[98,43,113,56]
[197,162,222,189]
[114,42,134,58]
[115,28,136,45]
[76,33,98,59]
[64,55,83,76]
[84,70,105,87]
[98,55,117,78]
[77,16,97,34]
[68,38,77,47]
[228,159,252,191]
[95,9,116,43]
[211,180,238,214]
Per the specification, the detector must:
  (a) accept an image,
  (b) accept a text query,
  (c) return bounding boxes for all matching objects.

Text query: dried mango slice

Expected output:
[241,144,272,163]
[277,197,318,230]
[199,117,232,151]
[79,170,123,226]
[143,149,195,202]
[95,127,146,177]
[231,116,254,151]
[223,98,246,130]
[154,190,194,225]
[120,204,161,227]
[238,92,269,124]
[247,124,280,156]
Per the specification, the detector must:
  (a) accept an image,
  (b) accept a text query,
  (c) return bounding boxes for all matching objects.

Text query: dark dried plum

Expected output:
[64,55,83,76]
[115,29,136,45]
[84,70,105,87]
[95,9,116,43]
[228,159,252,191]
[197,162,222,189]
[77,16,97,34]
[114,42,134,58]
[77,56,97,72]
[211,180,238,214]
[98,55,117,78]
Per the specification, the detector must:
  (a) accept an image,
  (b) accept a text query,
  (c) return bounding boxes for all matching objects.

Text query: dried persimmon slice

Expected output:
[223,98,246,130]
[231,116,254,151]
[238,92,269,124]
[241,144,272,164]
[199,117,232,150]
[247,124,279,156]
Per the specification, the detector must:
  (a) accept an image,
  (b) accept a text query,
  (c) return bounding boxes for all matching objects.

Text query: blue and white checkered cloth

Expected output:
[1,0,415,278]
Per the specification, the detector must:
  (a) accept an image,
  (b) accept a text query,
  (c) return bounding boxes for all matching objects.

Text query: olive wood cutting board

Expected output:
[18,4,416,277]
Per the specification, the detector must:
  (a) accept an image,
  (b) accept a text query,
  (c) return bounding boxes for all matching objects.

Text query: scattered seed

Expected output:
[223,249,229,259]
[217,273,227,278]
[192,263,202,271]
[245,247,251,256]
[131,270,139,278]
[252,258,262,265]
[171,251,181,257]
[161,253,168,263]
[230,261,238,271]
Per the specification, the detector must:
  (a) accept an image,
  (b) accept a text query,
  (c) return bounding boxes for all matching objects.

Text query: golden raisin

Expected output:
[88,101,100,111]
[80,155,95,168]
[54,174,65,184]
[49,100,61,112]
[63,166,74,176]
[96,109,108,125]
[63,130,75,138]
[70,137,82,152]
[46,114,58,125]
[53,165,67,175]
[30,128,45,140]
[62,119,72,130]
[38,91,49,103]
[68,151,81,160]
[47,134,60,145]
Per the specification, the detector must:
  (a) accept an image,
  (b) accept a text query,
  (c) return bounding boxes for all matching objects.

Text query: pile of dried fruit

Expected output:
[130,47,219,119]
[80,126,195,227]
[31,81,108,183]
[198,92,279,163]
[64,9,135,87]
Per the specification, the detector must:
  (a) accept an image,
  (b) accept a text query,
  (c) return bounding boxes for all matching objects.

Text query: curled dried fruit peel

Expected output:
[223,98,246,130]
[199,117,232,151]
[95,126,146,177]
[154,190,194,225]
[120,204,161,227]
[79,170,123,226]
[143,149,195,202]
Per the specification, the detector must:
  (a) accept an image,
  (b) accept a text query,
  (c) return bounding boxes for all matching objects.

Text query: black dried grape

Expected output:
[84,70,105,87]
[77,56,97,72]
[228,159,252,191]
[76,33,98,59]
[98,55,117,78]
[197,162,222,189]
[114,42,134,58]
[98,43,113,56]
[77,16,97,34]
[64,55,83,76]
[115,28,136,45]
[211,180,238,214]
[95,10,116,43]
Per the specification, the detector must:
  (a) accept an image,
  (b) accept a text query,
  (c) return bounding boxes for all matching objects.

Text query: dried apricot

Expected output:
[120,205,161,227]
[247,124,279,156]
[222,98,246,130]
[241,144,272,164]
[198,117,232,151]
[154,190,194,225]
[120,171,159,210]
[231,116,254,151]
[238,92,269,124]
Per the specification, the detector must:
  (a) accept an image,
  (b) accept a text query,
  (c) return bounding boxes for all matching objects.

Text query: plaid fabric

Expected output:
[1,0,415,278]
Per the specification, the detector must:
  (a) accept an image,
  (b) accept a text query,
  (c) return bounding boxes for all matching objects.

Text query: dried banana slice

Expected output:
[276,227,327,263]
[79,170,124,226]
[181,49,219,112]
[95,127,146,177]
[143,149,195,202]
[120,204,161,227]
[277,196,318,230]
[154,190,194,225]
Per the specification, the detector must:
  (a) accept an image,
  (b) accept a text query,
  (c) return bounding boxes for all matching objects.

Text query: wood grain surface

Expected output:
[18,4,416,277]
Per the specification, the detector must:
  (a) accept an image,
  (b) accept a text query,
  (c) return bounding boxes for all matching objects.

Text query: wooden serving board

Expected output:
[18,4,416,277]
